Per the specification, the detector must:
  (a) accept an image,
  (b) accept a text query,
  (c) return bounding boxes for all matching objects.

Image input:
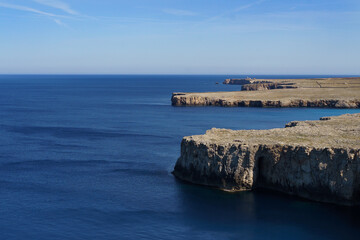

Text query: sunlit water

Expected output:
[0,75,359,240]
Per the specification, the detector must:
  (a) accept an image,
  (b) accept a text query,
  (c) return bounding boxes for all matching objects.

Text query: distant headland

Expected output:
[172,77,360,108]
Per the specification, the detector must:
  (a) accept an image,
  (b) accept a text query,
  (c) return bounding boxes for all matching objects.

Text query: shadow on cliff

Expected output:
[173,178,360,239]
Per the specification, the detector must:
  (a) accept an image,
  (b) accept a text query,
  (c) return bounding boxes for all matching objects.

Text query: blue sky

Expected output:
[0,0,359,74]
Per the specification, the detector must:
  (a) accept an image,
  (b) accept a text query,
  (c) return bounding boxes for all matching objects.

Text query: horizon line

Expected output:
[0,73,359,76]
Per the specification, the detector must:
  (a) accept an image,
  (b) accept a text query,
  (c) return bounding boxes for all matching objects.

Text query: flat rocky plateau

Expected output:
[173,113,360,206]
[172,77,360,108]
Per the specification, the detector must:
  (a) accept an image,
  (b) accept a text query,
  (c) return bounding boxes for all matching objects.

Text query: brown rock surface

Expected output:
[173,113,360,206]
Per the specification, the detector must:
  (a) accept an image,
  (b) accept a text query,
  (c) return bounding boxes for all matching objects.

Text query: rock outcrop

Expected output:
[223,78,253,85]
[241,82,297,91]
[224,78,298,90]
[173,113,360,206]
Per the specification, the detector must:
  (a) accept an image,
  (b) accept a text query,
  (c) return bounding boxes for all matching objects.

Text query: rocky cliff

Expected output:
[172,86,360,109]
[223,79,253,85]
[171,92,360,108]
[173,113,360,206]
[172,77,360,108]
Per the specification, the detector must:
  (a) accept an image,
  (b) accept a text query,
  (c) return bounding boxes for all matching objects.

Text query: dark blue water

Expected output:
[0,75,359,240]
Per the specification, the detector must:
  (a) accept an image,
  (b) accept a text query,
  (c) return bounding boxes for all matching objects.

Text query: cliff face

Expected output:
[223,79,252,85]
[173,114,360,206]
[171,92,360,108]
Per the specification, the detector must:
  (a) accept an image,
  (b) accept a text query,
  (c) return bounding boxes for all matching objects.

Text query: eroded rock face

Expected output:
[223,79,252,85]
[173,114,360,206]
[171,93,360,108]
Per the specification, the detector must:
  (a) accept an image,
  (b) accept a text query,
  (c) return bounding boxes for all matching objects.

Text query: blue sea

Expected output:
[0,75,359,240]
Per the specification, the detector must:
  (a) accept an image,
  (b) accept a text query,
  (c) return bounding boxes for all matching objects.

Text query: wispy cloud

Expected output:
[33,0,78,15]
[0,2,56,17]
[53,18,66,26]
[0,1,77,27]
[163,8,197,16]
[202,0,265,23]
[234,0,265,12]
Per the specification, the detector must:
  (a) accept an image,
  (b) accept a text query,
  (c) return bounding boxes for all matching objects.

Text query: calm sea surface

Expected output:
[0,75,359,240]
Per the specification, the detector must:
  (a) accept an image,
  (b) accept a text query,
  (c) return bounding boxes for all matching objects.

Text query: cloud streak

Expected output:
[0,2,56,17]
[199,0,265,24]
[53,18,66,26]
[0,1,79,27]
[33,0,78,15]
[233,0,265,12]
[162,8,197,16]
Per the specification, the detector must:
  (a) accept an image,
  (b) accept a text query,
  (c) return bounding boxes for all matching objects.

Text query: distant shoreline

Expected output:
[172,77,360,108]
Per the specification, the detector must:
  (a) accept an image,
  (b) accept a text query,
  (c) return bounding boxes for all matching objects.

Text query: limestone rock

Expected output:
[173,113,360,206]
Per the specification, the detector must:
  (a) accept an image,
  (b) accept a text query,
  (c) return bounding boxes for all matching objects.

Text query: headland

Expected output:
[173,113,360,206]
[172,77,360,108]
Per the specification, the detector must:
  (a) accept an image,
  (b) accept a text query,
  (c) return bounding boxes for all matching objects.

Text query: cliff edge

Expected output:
[173,113,360,206]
